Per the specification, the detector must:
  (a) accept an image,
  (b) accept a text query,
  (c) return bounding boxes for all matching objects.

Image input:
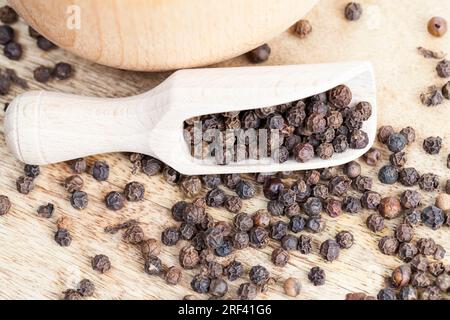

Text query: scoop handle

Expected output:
[4,90,151,165]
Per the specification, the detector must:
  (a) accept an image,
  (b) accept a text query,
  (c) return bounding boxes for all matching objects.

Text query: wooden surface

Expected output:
[9,0,318,71]
[5,62,377,175]
[0,0,449,300]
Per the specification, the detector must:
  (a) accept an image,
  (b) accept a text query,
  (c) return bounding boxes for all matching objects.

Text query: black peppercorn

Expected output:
[105,191,125,211]
[249,265,269,285]
[0,25,14,45]
[53,62,73,80]
[308,266,326,286]
[4,42,22,60]
[91,254,111,273]
[92,160,109,181]
[247,44,271,63]
[70,191,88,210]
[344,2,363,21]
[161,227,180,246]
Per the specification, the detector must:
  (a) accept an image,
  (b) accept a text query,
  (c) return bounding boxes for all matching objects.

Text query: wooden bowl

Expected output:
[9,0,318,71]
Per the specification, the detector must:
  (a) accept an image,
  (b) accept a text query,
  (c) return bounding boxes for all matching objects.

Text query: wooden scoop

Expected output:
[4,62,376,175]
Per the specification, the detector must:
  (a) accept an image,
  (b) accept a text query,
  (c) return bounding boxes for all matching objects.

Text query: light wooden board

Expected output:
[0,0,449,300]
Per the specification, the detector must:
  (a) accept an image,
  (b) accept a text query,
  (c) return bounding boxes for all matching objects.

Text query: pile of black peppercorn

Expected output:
[184,85,372,165]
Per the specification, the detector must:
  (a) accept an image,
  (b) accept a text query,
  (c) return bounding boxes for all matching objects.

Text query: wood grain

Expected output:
[0,0,450,300]
[9,0,318,71]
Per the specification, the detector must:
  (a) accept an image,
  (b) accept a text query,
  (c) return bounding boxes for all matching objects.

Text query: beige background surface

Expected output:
[0,0,449,300]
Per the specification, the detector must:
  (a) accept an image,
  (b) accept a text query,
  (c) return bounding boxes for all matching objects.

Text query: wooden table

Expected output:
[0,0,449,300]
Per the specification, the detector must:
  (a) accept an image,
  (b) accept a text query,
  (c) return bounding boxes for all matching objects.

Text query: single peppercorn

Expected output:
[70,191,88,210]
[54,228,72,247]
[249,265,269,285]
[123,181,145,202]
[378,165,398,184]
[297,235,312,254]
[144,256,163,276]
[235,180,256,199]
[361,191,381,210]
[344,2,363,21]
[237,283,258,300]
[53,62,73,80]
[395,223,414,243]
[422,199,443,223]
[391,265,411,288]
[105,191,125,211]
[284,277,301,297]
[123,225,145,244]
[247,44,271,63]
[140,238,161,259]
[0,25,14,45]
[400,190,422,209]
[324,198,343,217]
[63,175,84,193]
[436,59,450,78]
[91,254,111,273]
[37,203,54,218]
[320,239,340,262]
[16,176,34,194]
[63,289,81,300]
[224,260,244,281]
[418,173,439,191]
[342,196,362,214]
[70,158,87,174]
[4,42,22,60]
[308,267,325,286]
[295,19,312,38]
[398,242,418,262]
[366,213,385,233]
[0,6,18,24]
[378,196,401,219]
[377,125,394,144]
[390,152,407,167]
[417,238,437,256]
[364,148,381,166]
[161,227,180,246]
[387,133,407,153]
[377,288,397,300]
[378,236,399,255]
[428,16,447,37]
[0,195,11,216]
[77,279,95,297]
[92,160,109,181]
[271,247,290,267]
[400,126,416,144]
[205,188,226,207]
[423,136,442,155]
[165,266,182,285]
[399,167,420,186]
[335,231,354,249]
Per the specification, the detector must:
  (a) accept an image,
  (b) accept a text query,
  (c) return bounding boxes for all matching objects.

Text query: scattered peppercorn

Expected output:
[366,213,385,233]
[378,165,398,184]
[0,25,13,45]
[16,176,34,194]
[423,136,442,154]
[378,196,401,219]
[54,228,72,247]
